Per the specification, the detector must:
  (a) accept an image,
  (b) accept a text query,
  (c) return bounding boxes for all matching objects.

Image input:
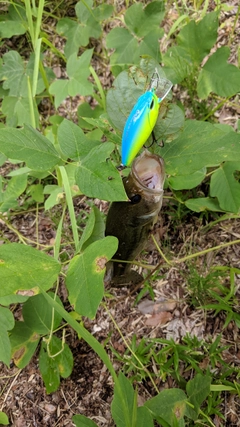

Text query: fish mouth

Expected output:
[132,150,165,192]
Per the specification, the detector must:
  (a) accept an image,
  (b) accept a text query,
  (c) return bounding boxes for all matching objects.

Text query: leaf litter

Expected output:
[0,1,240,426]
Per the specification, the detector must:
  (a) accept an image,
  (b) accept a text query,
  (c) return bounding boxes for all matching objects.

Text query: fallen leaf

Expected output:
[138,298,176,315]
[145,312,172,326]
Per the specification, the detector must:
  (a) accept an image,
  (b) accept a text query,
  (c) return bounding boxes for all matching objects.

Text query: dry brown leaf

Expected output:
[138,298,176,315]
[145,312,172,326]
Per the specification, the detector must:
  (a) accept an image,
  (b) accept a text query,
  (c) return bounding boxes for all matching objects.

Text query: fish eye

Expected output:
[130,194,141,204]
[150,99,154,109]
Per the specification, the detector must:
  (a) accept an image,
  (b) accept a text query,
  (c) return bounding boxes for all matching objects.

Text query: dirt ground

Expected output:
[0,1,240,426]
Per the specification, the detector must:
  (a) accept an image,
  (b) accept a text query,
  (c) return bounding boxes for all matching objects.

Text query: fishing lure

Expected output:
[121,71,172,167]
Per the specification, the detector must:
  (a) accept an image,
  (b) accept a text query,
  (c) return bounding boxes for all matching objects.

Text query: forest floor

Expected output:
[0,1,240,426]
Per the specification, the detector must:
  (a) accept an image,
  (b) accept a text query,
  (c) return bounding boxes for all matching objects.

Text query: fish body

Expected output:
[121,91,159,167]
[105,150,165,285]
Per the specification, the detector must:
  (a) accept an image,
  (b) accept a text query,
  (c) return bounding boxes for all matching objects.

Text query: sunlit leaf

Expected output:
[66,236,118,318]
[0,243,61,297]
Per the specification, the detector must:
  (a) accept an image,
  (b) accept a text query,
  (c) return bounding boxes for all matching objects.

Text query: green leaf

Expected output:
[0,125,61,171]
[0,294,29,306]
[136,406,154,427]
[58,119,99,160]
[0,174,27,213]
[169,168,206,190]
[75,143,127,201]
[0,411,9,425]
[145,388,187,424]
[44,185,64,210]
[111,372,137,427]
[0,3,27,38]
[177,12,218,65]
[125,1,165,38]
[159,120,240,176]
[39,340,60,394]
[22,293,63,335]
[210,162,240,213]
[2,96,39,128]
[0,243,61,297]
[72,414,98,427]
[77,102,104,130]
[66,236,118,318]
[0,51,26,96]
[106,27,139,67]
[29,183,44,203]
[185,197,223,213]
[93,4,113,21]
[0,306,14,366]
[39,336,73,393]
[163,46,193,84]
[10,321,40,368]
[49,50,93,107]
[197,47,240,99]
[186,374,211,420]
[81,206,105,251]
[57,0,101,58]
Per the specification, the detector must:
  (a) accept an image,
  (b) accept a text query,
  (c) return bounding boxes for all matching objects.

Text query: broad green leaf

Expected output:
[0,3,27,38]
[93,4,113,21]
[153,104,185,142]
[81,206,105,250]
[75,143,127,201]
[0,328,13,366]
[0,125,61,171]
[111,372,137,427]
[29,183,44,203]
[0,243,61,297]
[58,119,99,160]
[125,1,165,38]
[210,162,240,213]
[67,50,93,96]
[197,47,240,99]
[177,12,218,65]
[163,46,193,84]
[10,321,40,368]
[0,174,27,213]
[145,388,187,424]
[185,197,223,212]
[0,306,14,366]
[136,406,154,427]
[49,79,69,109]
[106,27,139,66]
[2,95,39,127]
[72,414,98,427]
[48,335,73,379]
[0,294,29,306]
[66,236,118,318]
[49,50,93,108]
[22,293,63,335]
[0,411,9,425]
[57,0,101,58]
[159,120,240,176]
[169,168,206,190]
[77,102,104,130]
[39,340,60,393]
[44,185,64,210]
[186,374,211,420]
[0,51,26,96]
[39,336,73,393]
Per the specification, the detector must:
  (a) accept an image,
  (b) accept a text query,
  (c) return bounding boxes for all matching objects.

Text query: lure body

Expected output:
[121,90,159,167]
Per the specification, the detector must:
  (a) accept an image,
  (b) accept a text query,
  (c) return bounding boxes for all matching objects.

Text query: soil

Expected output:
[0,1,240,426]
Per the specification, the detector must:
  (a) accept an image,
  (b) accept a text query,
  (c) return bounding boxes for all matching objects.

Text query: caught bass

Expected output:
[105,150,165,285]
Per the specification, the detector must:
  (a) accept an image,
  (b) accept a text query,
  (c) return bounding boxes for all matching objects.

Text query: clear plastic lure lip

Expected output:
[121,71,173,167]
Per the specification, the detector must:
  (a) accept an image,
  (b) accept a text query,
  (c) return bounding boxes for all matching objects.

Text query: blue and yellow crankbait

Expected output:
[121,72,172,166]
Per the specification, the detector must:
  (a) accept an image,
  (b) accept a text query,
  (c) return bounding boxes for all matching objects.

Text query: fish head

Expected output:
[123,150,165,219]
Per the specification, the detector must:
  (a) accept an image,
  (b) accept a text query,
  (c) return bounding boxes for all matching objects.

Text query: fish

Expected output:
[105,150,165,286]
[121,73,172,167]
